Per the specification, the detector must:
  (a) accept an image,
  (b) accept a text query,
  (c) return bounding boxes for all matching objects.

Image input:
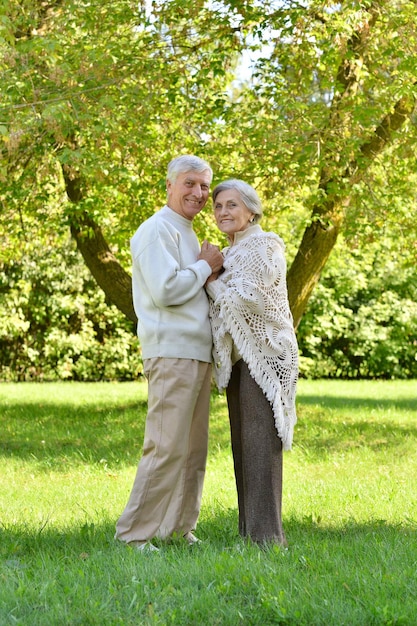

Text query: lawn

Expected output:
[1,380,416,625]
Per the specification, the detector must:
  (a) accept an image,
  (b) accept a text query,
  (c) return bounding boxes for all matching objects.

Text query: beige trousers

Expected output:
[115,357,212,542]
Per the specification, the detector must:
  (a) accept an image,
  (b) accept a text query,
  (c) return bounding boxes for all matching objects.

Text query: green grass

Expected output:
[1,380,416,625]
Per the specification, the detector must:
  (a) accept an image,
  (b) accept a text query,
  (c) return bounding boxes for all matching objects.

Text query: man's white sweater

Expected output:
[131,205,213,362]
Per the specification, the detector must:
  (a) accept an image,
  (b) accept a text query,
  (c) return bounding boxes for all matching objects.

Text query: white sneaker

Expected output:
[130,541,159,553]
[183,532,201,545]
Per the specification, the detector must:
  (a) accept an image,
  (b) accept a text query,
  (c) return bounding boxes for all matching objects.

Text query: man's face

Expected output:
[167,170,211,220]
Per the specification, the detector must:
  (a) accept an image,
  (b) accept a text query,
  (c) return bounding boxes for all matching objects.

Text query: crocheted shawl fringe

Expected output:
[212,306,296,451]
[210,231,298,451]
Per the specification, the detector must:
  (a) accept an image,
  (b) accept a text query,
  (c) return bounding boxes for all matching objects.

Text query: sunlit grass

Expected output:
[1,380,416,625]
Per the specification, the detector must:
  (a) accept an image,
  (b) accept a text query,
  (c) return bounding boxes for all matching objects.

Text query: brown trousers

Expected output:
[115,358,212,543]
[226,359,286,545]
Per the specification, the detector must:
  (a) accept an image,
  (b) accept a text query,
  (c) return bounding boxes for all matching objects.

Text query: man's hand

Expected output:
[199,240,224,274]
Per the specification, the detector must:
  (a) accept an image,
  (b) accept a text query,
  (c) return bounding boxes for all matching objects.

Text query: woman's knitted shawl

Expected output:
[206,227,298,450]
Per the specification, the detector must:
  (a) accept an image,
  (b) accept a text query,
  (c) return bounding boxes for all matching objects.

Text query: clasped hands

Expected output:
[199,240,224,284]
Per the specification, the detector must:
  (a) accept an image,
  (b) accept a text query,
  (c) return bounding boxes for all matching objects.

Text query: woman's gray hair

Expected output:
[167,155,213,183]
[212,179,263,223]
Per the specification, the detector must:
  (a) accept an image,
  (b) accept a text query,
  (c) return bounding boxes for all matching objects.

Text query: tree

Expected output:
[1,0,416,329]
[209,1,417,326]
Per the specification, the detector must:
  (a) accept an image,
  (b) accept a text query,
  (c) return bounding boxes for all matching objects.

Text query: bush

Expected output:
[0,239,142,381]
[1,234,416,381]
[297,239,417,379]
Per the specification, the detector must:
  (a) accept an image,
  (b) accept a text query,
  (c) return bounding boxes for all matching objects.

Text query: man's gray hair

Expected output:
[212,179,263,223]
[167,155,213,183]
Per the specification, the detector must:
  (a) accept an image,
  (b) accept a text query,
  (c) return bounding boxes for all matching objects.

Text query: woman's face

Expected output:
[213,189,254,237]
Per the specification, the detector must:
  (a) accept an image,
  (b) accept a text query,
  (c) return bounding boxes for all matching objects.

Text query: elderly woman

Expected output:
[205,179,298,546]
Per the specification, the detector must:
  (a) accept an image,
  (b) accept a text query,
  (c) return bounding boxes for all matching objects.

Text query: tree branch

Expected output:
[287,4,416,328]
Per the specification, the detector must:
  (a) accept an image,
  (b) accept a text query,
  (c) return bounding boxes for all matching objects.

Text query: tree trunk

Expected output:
[64,170,137,324]
[287,90,415,329]
[287,214,340,329]
[286,3,415,329]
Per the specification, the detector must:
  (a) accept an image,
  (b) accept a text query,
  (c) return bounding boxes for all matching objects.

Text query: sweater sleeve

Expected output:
[205,278,227,301]
[132,222,212,307]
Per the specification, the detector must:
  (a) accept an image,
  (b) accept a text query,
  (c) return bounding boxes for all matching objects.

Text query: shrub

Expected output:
[297,240,417,379]
[0,239,142,381]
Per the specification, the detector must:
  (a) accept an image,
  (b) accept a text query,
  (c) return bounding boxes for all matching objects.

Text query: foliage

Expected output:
[1,227,416,381]
[1,1,417,365]
[298,235,417,379]
[1,380,416,624]
[1,2,416,254]
[0,0,240,254]
[0,238,141,381]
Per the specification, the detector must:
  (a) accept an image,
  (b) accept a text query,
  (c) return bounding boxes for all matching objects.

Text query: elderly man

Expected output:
[115,155,223,551]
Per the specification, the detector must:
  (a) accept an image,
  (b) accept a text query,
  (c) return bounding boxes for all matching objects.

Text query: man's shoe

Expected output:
[129,540,159,553]
[183,532,201,545]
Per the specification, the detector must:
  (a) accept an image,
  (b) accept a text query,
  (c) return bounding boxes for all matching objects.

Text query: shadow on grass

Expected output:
[298,394,417,413]
[0,508,239,561]
[0,400,149,467]
[1,390,416,467]
[294,395,417,459]
[2,512,416,626]
[1,509,416,565]
[0,393,232,468]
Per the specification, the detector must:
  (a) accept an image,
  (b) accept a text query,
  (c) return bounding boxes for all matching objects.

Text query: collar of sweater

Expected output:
[160,204,194,228]
[228,223,263,247]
